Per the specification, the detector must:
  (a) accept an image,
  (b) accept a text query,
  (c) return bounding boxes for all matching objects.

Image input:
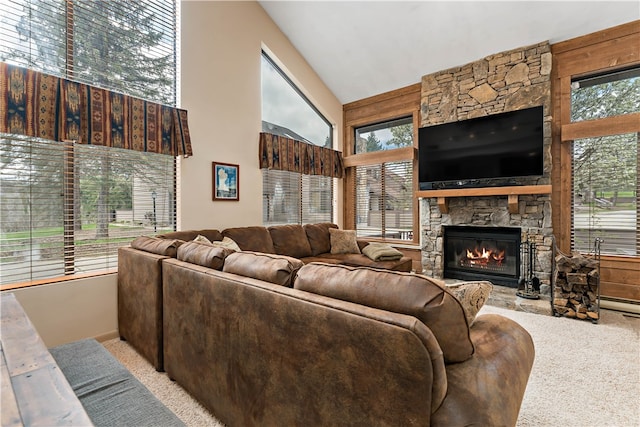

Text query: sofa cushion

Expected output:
[177,241,232,270]
[329,228,361,254]
[294,263,474,363]
[158,229,223,243]
[222,226,275,253]
[268,224,313,258]
[223,251,304,287]
[131,236,183,258]
[304,223,339,256]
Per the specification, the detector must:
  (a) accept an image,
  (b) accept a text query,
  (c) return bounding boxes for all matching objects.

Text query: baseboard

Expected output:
[94,330,119,343]
[600,299,640,315]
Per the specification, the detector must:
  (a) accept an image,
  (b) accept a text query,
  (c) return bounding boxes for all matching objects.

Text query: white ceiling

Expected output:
[259,1,639,104]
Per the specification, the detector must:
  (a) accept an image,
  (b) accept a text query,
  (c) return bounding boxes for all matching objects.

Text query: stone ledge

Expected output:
[486,284,553,316]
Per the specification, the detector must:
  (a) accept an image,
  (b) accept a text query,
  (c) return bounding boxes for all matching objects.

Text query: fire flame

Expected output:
[465,247,505,266]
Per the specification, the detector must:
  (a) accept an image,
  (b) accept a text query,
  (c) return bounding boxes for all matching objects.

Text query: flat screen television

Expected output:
[418,105,544,190]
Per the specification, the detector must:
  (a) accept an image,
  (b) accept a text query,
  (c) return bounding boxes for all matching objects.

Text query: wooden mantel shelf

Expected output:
[415,185,552,214]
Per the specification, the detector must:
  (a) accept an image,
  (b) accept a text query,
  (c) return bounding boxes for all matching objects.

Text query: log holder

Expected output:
[551,237,602,323]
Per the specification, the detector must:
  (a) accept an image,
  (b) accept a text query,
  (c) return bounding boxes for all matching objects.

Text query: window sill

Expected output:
[0,270,117,292]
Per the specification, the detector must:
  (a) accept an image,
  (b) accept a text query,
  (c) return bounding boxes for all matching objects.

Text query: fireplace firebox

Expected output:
[443,226,521,287]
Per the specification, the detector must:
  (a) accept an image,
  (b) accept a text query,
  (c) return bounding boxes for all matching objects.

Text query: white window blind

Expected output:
[0,0,178,105]
[0,136,176,285]
[0,0,179,286]
[262,169,333,226]
[354,160,413,241]
[570,67,639,257]
[572,133,638,256]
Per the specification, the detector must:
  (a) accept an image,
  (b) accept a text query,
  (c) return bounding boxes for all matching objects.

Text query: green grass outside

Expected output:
[595,191,636,198]
[1,224,173,241]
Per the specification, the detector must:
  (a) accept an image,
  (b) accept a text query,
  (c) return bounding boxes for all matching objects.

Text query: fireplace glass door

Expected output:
[443,226,521,286]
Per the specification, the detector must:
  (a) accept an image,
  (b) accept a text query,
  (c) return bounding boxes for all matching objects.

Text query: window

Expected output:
[570,68,639,256]
[351,118,415,241]
[355,117,413,154]
[0,0,179,286]
[261,51,334,225]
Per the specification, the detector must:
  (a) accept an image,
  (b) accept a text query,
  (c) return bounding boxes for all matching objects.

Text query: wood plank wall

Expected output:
[551,20,640,302]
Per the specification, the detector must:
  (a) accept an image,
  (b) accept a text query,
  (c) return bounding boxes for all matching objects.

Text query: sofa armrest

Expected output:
[117,246,167,371]
[431,313,535,426]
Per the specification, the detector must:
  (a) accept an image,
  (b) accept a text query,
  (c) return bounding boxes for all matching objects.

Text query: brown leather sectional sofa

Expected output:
[118,223,535,426]
[118,223,412,372]
[159,223,414,271]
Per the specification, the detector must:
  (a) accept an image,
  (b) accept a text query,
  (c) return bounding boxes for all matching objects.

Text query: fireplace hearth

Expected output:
[443,226,521,287]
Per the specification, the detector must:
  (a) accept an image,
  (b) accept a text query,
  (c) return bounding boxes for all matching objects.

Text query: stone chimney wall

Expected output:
[419,41,554,291]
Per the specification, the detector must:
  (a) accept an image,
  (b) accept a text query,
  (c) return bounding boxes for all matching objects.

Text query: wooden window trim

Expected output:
[343,84,421,245]
[551,20,640,253]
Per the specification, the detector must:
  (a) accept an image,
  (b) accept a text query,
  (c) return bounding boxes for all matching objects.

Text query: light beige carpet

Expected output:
[103,305,640,427]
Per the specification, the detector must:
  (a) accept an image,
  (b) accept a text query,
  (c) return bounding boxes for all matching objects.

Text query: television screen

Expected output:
[418,106,544,189]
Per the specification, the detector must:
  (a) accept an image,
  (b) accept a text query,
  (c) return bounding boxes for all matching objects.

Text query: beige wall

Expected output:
[9,274,118,347]
[179,0,343,230]
[9,0,343,346]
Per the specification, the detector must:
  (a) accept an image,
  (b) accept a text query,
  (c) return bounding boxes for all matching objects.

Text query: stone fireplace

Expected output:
[419,41,553,294]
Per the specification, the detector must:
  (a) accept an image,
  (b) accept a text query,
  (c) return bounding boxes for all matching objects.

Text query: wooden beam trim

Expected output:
[343,147,415,167]
[437,197,449,214]
[415,184,552,198]
[561,113,640,141]
[551,20,640,55]
[344,83,421,111]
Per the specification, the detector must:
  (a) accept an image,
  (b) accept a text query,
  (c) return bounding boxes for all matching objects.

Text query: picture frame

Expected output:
[212,161,239,201]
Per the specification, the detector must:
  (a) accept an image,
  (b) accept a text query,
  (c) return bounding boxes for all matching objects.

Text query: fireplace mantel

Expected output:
[415,185,552,214]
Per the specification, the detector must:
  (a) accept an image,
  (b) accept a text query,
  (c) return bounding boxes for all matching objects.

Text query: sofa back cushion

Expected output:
[177,241,232,270]
[131,236,183,258]
[158,229,223,243]
[223,251,304,287]
[222,226,275,253]
[294,263,474,363]
[304,223,339,256]
[268,224,313,258]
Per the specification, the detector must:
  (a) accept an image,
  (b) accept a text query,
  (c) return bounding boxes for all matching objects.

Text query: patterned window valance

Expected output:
[0,63,192,157]
[259,132,343,178]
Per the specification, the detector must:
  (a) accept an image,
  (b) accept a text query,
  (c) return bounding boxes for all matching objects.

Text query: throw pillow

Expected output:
[447,281,493,325]
[211,236,241,252]
[329,228,360,254]
[193,234,212,244]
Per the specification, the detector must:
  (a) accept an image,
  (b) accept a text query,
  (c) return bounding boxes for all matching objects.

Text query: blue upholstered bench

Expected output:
[50,338,184,427]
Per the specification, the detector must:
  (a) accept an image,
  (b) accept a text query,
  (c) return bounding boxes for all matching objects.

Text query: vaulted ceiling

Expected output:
[259,1,639,104]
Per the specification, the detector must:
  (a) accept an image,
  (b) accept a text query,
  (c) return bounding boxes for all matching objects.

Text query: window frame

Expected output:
[343,84,421,246]
[0,0,180,288]
[261,51,333,147]
[260,50,336,226]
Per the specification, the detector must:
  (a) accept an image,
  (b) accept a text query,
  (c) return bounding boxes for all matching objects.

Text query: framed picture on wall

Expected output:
[212,161,239,201]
